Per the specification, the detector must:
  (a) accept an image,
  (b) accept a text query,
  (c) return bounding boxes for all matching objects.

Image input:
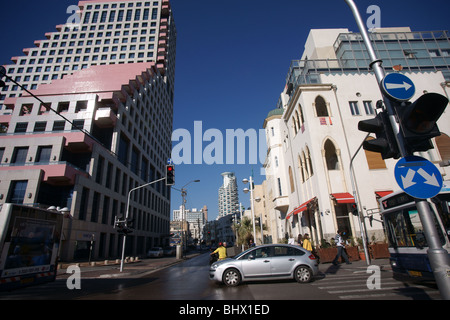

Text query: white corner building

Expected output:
[263,27,450,246]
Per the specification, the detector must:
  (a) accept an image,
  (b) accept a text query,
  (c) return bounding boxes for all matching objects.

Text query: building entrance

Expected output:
[335,204,352,238]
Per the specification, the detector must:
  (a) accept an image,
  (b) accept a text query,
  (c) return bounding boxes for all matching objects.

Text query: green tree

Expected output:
[233,216,253,247]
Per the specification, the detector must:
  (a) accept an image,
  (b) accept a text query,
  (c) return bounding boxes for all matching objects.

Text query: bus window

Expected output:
[406,210,427,248]
[433,194,450,242]
[385,203,447,248]
[385,209,427,248]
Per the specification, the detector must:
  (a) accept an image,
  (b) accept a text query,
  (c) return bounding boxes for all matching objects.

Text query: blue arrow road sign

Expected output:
[394,156,443,199]
[382,73,415,101]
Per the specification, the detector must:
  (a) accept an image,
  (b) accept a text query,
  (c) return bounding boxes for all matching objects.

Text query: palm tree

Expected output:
[233,216,255,247]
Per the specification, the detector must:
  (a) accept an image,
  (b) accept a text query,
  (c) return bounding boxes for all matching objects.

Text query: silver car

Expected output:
[209,244,319,286]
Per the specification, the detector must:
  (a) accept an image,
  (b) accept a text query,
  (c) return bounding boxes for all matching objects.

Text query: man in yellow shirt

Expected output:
[211,242,227,261]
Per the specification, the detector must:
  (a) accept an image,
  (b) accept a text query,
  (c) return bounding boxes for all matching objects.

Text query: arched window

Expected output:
[315,96,328,117]
[298,154,305,183]
[298,104,305,125]
[292,114,298,134]
[294,110,300,133]
[302,151,309,180]
[289,166,295,193]
[324,139,339,170]
[306,146,314,177]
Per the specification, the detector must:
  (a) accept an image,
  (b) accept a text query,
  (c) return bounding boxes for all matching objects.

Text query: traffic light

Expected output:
[166,164,175,185]
[116,223,133,234]
[358,110,400,159]
[115,220,125,233]
[0,66,6,88]
[114,216,134,234]
[394,93,448,154]
[351,204,358,216]
[126,218,135,229]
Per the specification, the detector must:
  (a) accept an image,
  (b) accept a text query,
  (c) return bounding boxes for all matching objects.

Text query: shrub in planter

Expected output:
[369,243,390,259]
[317,247,337,263]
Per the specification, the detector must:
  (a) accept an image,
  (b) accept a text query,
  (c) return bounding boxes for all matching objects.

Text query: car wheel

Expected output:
[294,265,312,283]
[223,268,241,287]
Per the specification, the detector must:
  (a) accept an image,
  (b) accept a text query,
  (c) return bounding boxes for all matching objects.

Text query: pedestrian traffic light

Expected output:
[358,111,400,159]
[394,93,448,154]
[166,164,175,185]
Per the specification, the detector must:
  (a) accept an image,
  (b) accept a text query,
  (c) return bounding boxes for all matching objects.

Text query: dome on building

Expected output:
[266,108,284,119]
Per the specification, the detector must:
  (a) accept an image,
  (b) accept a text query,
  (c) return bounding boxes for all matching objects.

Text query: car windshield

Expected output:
[234,247,260,260]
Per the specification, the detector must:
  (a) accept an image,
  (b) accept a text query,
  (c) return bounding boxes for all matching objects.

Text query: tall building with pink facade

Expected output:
[0,0,176,261]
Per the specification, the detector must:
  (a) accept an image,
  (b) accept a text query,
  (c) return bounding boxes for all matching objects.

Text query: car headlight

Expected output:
[210,263,219,270]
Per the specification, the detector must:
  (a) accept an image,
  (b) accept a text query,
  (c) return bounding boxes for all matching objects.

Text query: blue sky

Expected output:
[1,0,449,220]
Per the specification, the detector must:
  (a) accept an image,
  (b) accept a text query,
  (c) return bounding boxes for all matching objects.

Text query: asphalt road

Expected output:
[0,252,441,301]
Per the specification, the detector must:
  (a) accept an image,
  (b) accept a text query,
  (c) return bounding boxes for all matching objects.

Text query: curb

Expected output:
[58,253,202,279]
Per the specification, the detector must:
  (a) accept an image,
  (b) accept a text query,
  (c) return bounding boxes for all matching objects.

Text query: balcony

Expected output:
[156,63,166,75]
[43,162,89,185]
[63,131,95,153]
[158,39,167,48]
[94,108,117,128]
[161,4,170,17]
[273,196,289,211]
[0,162,88,186]
[157,55,166,63]
[160,23,167,31]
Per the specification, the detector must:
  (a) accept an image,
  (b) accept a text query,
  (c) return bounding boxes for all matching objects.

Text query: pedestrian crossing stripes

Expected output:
[313,268,441,300]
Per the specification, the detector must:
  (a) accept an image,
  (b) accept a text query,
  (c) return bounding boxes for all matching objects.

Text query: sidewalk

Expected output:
[57,252,202,279]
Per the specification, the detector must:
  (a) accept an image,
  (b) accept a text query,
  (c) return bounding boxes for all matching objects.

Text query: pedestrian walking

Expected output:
[302,233,312,252]
[297,234,303,247]
[332,229,351,265]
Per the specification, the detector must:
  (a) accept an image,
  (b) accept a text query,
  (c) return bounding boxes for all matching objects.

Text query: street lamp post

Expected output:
[243,176,257,245]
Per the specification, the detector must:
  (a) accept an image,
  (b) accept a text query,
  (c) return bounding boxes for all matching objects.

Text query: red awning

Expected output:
[375,191,393,198]
[286,211,294,220]
[331,192,355,204]
[286,197,316,219]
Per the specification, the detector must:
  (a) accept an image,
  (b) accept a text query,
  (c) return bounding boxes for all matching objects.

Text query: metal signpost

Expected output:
[345,0,450,299]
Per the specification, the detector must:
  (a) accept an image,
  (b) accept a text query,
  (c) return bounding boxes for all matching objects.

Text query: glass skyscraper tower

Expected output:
[218,172,239,218]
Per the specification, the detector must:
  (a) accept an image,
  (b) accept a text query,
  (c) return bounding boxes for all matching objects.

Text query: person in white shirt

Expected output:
[332,229,351,265]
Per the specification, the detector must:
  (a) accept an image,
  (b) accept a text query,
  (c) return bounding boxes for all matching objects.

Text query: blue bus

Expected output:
[379,180,450,280]
[0,204,64,290]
